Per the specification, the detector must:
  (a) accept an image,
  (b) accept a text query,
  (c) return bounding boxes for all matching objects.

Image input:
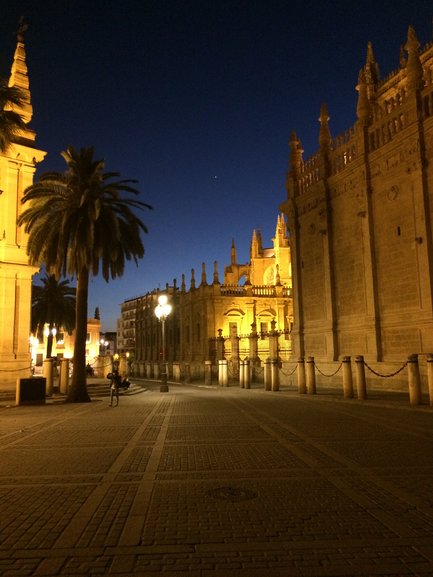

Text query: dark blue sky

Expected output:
[1,0,433,331]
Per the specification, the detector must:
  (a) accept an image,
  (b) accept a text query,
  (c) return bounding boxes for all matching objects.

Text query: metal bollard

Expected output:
[239,360,245,388]
[355,355,367,400]
[297,358,306,394]
[173,362,181,382]
[43,358,54,397]
[271,359,279,391]
[264,359,271,390]
[204,360,212,386]
[244,359,251,389]
[306,356,316,394]
[342,356,354,398]
[160,370,169,393]
[407,354,422,406]
[59,358,70,395]
[218,359,228,387]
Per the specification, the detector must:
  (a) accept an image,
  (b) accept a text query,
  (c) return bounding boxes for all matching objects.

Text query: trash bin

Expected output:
[16,377,46,406]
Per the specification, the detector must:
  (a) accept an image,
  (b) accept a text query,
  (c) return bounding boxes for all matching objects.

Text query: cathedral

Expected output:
[281,26,433,378]
[0,31,45,389]
[4,21,433,391]
[118,215,293,378]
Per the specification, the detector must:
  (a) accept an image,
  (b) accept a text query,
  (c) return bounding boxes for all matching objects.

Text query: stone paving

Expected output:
[0,380,433,576]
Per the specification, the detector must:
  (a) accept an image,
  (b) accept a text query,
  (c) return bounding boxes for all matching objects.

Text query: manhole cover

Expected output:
[207,486,258,502]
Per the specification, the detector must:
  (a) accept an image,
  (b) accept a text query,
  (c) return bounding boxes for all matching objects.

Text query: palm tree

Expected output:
[18,146,152,402]
[0,78,27,152]
[31,273,76,359]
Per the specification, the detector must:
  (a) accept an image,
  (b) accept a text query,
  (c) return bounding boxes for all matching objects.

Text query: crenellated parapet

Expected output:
[291,126,359,196]
[287,25,433,199]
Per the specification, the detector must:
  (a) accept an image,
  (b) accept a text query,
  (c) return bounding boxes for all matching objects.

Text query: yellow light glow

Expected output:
[158,294,168,306]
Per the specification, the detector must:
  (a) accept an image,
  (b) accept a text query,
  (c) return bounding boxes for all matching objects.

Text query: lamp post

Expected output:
[155,294,172,392]
[126,351,130,376]
[43,326,57,359]
[112,353,120,373]
[29,336,39,374]
[99,338,109,355]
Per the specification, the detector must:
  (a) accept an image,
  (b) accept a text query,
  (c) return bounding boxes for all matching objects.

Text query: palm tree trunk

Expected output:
[46,326,53,359]
[66,267,91,402]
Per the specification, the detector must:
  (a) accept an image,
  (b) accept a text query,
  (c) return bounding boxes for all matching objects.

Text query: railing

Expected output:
[219,285,292,297]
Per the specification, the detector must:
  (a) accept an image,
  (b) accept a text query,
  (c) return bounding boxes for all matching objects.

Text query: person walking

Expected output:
[109,370,121,406]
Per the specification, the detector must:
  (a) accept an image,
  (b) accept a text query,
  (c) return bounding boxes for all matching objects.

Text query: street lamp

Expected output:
[43,326,57,359]
[126,351,130,376]
[99,338,109,355]
[29,336,39,373]
[155,294,172,392]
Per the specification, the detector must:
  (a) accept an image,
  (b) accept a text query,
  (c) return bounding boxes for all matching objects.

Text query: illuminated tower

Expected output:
[0,26,46,389]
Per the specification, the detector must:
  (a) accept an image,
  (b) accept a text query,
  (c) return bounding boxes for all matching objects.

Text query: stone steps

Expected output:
[0,379,146,404]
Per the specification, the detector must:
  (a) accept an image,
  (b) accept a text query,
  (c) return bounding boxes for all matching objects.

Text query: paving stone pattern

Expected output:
[0,382,433,576]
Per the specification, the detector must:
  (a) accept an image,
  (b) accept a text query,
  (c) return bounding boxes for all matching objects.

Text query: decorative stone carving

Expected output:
[387,186,399,201]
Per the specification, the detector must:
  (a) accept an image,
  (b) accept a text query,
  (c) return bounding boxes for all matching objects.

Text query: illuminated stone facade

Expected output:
[121,215,293,374]
[0,35,46,389]
[117,298,137,356]
[281,26,433,365]
[30,318,102,373]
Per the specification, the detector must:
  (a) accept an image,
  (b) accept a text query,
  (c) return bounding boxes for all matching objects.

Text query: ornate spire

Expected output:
[231,238,237,265]
[213,260,220,285]
[256,227,263,253]
[190,268,196,289]
[364,41,380,98]
[286,131,303,199]
[405,26,424,92]
[318,103,331,151]
[8,17,33,125]
[201,262,207,286]
[250,229,259,259]
[355,41,380,126]
[288,131,303,175]
[16,16,28,42]
[273,214,288,248]
[356,68,370,125]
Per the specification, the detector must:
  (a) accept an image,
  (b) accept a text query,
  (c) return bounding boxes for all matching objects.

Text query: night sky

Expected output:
[1,0,433,331]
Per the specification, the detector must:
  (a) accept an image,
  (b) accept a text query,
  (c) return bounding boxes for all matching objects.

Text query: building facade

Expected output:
[0,32,46,389]
[280,26,433,368]
[119,215,293,376]
[30,318,102,374]
[117,298,137,356]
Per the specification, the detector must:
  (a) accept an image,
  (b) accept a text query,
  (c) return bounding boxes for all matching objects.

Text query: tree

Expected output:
[31,273,76,358]
[18,146,152,402]
[0,78,27,152]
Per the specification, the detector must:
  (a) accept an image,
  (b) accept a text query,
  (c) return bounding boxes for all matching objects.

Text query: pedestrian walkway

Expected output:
[1,380,433,576]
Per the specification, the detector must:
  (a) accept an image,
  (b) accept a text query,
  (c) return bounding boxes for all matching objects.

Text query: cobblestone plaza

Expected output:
[1,381,433,576]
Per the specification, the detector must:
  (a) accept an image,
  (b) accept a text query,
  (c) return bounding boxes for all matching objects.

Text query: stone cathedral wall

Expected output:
[283,28,433,366]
